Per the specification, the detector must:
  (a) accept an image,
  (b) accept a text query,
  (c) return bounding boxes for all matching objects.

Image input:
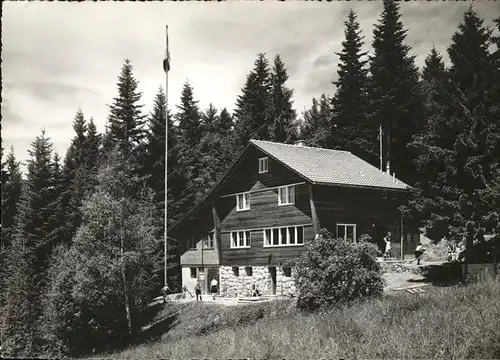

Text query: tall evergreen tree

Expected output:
[107,59,147,155]
[0,147,23,306]
[234,53,272,146]
[331,10,375,164]
[174,82,204,218]
[369,0,424,182]
[201,103,219,134]
[405,9,498,243]
[268,55,297,143]
[300,94,332,148]
[1,147,23,252]
[216,108,234,136]
[3,130,60,356]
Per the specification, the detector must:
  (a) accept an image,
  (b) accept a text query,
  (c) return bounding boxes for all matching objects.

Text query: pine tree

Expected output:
[0,147,23,306]
[216,108,234,136]
[300,94,332,148]
[268,55,297,143]
[173,82,204,219]
[85,117,101,189]
[176,81,202,147]
[3,130,60,356]
[369,0,424,182]
[234,53,272,146]
[405,9,498,243]
[201,103,219,134]
[107,59,147,155]
[61,110,101,242]
[1,147,23,252]
[331,10,375,164]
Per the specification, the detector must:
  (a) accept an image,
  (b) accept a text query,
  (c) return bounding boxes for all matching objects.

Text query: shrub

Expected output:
[293,229,384,311]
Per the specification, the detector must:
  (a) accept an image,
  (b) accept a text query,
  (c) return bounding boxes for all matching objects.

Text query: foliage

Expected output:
[268,55,298,143]
[331,10,376,164]
[39,149,163,357]
[405,8,499,243]
[368,0,424,183]
[300,94,332,148]
[2,130,61,357]
[292,229,384,311]
[234,53,272,146]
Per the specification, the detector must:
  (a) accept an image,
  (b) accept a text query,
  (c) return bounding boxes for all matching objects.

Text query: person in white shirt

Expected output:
[210,278,218,300]
[415,243,425,265]
[384,232,392,260]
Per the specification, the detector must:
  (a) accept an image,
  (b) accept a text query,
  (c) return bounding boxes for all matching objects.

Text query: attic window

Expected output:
[258,157,268,173]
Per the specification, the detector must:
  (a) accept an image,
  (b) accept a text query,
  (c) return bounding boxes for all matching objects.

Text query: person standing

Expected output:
[384,232,392,260]
[415,242,425,265]
[210,277,218,300]
[194,281,202,302]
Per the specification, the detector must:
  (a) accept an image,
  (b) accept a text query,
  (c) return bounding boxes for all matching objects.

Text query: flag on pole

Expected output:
[163,25,171,73]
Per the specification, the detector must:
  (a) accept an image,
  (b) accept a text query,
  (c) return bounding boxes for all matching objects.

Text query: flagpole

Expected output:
[164,25,169,287]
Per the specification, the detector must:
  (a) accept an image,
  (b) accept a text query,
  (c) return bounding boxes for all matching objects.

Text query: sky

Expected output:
[2,1,499,174]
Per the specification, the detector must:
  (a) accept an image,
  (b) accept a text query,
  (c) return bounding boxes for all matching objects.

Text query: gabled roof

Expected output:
[169,139,411,233]
[251,140,411,190]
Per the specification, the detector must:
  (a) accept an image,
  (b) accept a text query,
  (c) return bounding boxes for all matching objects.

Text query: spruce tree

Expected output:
[107,59,147,155]
[174,82,203,218]
[405,9,498,243]
[216,108,234,136]
[201,103,219,134]
[234,53,272,146]
[3,130,60,356]
[300,94,332,148]
[1,147,23,252]
[268,55,297,143]
[0,147,23,306]
[369,0,424,183]
[331,10,375,164]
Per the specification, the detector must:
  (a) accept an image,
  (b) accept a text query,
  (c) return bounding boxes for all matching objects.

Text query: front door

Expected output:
[268,266,277,295]
[207,268,219,294]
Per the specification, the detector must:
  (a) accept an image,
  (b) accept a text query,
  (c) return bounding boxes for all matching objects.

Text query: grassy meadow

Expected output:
[94,275,500,359]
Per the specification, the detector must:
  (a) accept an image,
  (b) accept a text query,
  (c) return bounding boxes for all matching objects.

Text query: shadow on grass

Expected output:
[415,262,497,287]
[92,302,182,357]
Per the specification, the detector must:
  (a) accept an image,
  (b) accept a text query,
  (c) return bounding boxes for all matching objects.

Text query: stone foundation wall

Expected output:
[220,265,296,298]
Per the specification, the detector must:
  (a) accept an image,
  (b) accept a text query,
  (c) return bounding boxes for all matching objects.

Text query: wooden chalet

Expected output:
[169,139,418,297]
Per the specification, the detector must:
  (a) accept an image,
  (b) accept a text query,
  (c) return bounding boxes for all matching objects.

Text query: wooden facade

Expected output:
[170,140,415,292]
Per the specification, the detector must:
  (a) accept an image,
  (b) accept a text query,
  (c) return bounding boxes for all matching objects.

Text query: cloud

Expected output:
[2,1,499,174]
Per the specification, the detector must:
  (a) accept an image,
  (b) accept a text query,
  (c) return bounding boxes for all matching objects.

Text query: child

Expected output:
[384,232,392,260]
[194,281,202,302]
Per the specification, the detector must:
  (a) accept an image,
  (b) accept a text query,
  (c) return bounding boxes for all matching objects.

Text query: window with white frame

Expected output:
[203,231,214,249]
[236,192,250,211]
[263,225,304,247]
[337,223,357,241]
[230,230,251,248]
[258,157,269,173]
[278,185,295,206]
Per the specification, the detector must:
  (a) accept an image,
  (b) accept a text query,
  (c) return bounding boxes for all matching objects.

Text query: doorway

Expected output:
[206,268,219,294]
[374,225,388,257]
[268,266,277,295]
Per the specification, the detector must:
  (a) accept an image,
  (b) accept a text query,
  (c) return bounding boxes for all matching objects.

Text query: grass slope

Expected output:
[97,275,500,359]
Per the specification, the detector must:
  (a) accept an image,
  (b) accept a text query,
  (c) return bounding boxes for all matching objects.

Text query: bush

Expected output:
[293,229,384,311]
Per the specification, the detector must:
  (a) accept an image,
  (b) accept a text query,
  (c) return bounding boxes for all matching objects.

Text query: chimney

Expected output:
[294,140,305,147]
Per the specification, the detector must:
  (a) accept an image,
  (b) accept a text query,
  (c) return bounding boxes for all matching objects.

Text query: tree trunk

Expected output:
[120,229,133,337]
